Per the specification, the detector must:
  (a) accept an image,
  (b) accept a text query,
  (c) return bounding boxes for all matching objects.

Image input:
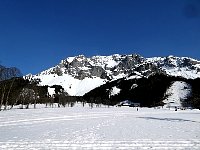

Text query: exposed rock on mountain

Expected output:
[0,65,22,81]
[24,54,200,96]
[147,55,200,78]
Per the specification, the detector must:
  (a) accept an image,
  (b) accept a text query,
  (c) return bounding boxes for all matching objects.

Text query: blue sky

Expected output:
[0,0,200,75]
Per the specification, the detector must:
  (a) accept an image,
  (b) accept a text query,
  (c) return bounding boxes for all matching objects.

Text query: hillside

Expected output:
[163,81,192,108]
[24,54,200,96]
[83,73,184,107]
[1,54,200,110]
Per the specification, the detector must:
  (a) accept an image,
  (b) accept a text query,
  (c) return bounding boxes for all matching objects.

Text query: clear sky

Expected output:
[0,0,200,75]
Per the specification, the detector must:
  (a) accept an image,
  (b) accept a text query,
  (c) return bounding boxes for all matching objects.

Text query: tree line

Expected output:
[0,77,85,110]
[83,73,200,109]
[1,73,200,110]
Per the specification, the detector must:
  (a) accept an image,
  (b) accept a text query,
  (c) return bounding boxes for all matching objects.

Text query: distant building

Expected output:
[118,100,140,107]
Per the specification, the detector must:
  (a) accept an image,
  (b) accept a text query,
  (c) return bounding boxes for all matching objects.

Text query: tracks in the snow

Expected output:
[0,111,125,127]
[0,140,199,149]
[0,108,199,149]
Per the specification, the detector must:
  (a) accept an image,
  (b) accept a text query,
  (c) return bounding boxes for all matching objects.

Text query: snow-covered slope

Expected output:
[31,74,106,96]
[147,55,200,79]
[110,86,121,96]
[25,54,200,96]
[163,81,192,108]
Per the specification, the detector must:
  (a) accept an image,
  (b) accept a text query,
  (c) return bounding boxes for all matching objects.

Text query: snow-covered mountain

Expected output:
[147,55,200,79]
[24,54,200,96]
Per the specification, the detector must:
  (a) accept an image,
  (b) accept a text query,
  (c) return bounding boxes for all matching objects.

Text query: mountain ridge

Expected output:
[24,54,200,96]
[0,65,22,81]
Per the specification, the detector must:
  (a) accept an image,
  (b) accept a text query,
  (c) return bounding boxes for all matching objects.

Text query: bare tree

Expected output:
[59,91,68,107]
[19,88,38,109]
[0,84,6,111]
[4,79,15,110]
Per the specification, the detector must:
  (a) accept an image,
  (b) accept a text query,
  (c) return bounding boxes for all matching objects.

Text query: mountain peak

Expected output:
[24,54,200,96]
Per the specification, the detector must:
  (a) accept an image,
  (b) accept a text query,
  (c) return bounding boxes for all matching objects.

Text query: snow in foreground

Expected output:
[0,105,200,149]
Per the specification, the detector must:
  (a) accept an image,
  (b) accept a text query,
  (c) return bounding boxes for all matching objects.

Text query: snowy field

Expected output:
[0,105,200,149]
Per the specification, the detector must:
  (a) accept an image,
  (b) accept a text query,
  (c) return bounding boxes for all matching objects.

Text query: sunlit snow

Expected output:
[33,74,106,96]
[0,105,199,149]
[163,81,192,108]
[110,86,121,96]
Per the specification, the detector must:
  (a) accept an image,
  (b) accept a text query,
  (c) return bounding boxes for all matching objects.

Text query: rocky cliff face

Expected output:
[147,55,200,79]
[31,54,200,80]
[24,54,200,96]
[0,65,22,81]
[29,54,167,80]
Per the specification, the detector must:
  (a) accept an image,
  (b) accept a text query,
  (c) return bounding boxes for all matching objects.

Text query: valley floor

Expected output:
[0,105,200,149]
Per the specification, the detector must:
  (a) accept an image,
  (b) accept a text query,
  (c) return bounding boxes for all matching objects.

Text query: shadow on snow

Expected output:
[138,117,200,123]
